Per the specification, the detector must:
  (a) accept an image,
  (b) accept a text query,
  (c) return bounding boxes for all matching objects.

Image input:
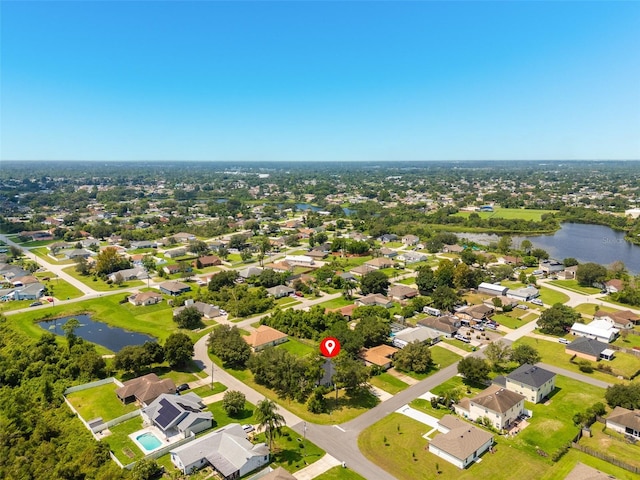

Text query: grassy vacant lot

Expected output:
[369,372,409,395]
[188,382,227,398]
[315,466,366,480]
[317,296,355,310]
[63,266,145,291]
[452,208,557,221]
[206,399,257,429]
[513,337,629,384]
[574,303,619,315]
[548,280,601,295]
[541,449,639,480]
[8,294,182,346]
[430,375,486,398]
[66,382,138,422]
[537,287,570,305]
[210,354,379,425]
[359,413,550,480]
[254,427,325,473]
[277,337,317,357]
[0,299,33,313]
[614,331,640,350]
[580,424,640,469]
[400,345,461,381]
[42,277,83,300]
[493,311,538,330]
[397,277,417,286]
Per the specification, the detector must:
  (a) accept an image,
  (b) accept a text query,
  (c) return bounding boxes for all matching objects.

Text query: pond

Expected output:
[458,223,640,274]
[39,314,156,352]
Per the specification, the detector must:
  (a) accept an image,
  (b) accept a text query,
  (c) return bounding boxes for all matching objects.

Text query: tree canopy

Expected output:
[538,303,581,335]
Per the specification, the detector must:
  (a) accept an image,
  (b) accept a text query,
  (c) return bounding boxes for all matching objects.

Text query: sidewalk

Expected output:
[293,454,341,480]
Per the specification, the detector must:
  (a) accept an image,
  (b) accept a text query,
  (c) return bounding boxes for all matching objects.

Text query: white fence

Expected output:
[63,376,122,395]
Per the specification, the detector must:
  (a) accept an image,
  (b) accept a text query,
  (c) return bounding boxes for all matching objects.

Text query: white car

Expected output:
[531,299,544,306]
[558,338,570,344]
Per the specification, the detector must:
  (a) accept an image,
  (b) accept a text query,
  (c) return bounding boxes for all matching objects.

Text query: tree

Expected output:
[576,262,607,287]
[531,248,549,260]
[130,459,163,480]
[9,245,23,258]
[484,341,511,370]
[354,316,391,348]
[435,259,455,287]
[457,357,491,384]
[431,285,459,312]
[240,249,253,262]
[95,246,130,276]
[208,325,252,367]
[521,239,532,255]
[360,270,389,295]
[74,256,91,275]
[453,262,480,289]
[415,266,436,294]
[62,318,80,347]
[173,306,203,329]
[393,341,433,373]
[510,344,541,366]
[164,333,193,367]
[538,303,581,335]
[563,257,579,267]
[188,240,209,255]
[255,398,286,451]
[605,383,640,409]
[497,236,512,254]
[208,270,238,291]
[333,355,370,394]
[222,390,246,417]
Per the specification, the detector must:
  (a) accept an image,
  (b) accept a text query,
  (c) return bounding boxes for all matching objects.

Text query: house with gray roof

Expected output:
[504,363,556,403]
[13,282,46,300]
[428,415,493,469]
[506,286,540,302]
[606,406,640,439]
[565,336,614,362]
[266,285,295,298]
[142,393,212,439]
[159,281,191,296]
[392,327,441,348]
[108,266,149,283]
[174,299,220,319]
[170,423,269,477]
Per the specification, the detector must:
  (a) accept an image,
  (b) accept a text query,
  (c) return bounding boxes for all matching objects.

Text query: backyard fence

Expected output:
[93,410,141,433]
[63,377,122,395]
[571,443,640,475]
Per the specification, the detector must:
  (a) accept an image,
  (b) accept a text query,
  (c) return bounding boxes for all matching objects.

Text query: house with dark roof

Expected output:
[142,392,212,438]
[116,373,176,405]
[195,255,222,268]
[170,423,269,477]
[565,336,614,362]
[456,304,494,324]
[455,384,525,430]
[606,406,640,439]
[174,299,220,319]
[428,415,494,469]
[504,364,556,403]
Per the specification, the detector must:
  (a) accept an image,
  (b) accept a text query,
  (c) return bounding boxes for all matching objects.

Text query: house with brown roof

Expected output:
[558,265,578,280]
[442,244,464,254]
[195,255,222,268]
[327,304,358,320]
[128,291,163,306]
[364,257,394,270]
[606,406,640,439]
[594,309,639,329]
[401,234,420,246]
[259,467,296,480]
[116,373,176,405]
[264,261,292,273]
[604,279,624,294]
[563,463,614,480]
[361,345,398,370]
[456,304,494,323]
[416,316,460,338]
[388,284,419,301]
[428,415,494,469]
[356,294,393,308]
[454,384,525,430]
[350,264,376,276]
[244,325,288,351]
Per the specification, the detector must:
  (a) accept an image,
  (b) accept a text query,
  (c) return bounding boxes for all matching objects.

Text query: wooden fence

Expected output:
[571,443,640,475]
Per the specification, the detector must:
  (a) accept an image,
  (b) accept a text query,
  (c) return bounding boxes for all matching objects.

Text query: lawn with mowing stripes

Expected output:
[452,208,557,221]
[537,287,570,305]
[315,466,366,480]
[548,280,601,295]
[369,372,409,394]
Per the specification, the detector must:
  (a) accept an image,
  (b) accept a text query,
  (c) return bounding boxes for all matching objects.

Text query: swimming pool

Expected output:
[136,432,163,452]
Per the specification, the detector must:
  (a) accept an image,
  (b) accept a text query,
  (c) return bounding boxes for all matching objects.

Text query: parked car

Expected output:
[531,299,544,306]
[454,334,471,343]
[558,338,570,345]
[29,301,42,307]
[176,383,190,392]
[242,424,255,433]
[472,324,485,331]
[515,304,528,310]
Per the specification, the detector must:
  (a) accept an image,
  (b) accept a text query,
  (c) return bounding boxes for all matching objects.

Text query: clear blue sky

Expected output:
[2,1,639,161]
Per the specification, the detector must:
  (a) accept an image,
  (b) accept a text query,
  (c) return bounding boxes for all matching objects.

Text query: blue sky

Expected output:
[2,1,639,161]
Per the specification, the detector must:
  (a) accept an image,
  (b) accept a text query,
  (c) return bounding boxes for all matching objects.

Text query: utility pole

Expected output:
[211,362,214,390]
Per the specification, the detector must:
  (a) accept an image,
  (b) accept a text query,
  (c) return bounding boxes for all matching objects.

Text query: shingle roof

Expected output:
[244,325,288,348]
[566,336,608,357]
[507,364,555,388]
[116,373,176,404]
[564,462,615,480]
[607,406,640,432]
[471,385,524,414]
[361,345,398,366]
[261,467,297,480]
[430,415,493,461]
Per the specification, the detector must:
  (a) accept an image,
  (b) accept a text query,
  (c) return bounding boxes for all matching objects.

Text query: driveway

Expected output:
[395,405,440,429]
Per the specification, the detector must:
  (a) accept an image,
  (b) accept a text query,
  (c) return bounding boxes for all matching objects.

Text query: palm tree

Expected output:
[255,398,286,452]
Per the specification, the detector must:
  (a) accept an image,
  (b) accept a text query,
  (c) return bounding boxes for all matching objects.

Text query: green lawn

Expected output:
[41,277,83,300]
[0,299,33,313]
[580,424,640,469]
[359,413,550,480]
[442,338,475,352]
[369,372,409,395]
[409,398,449,419]
[430,375,486,398]
[537,287,570,306]
[210,353,379,425]
[513,337,629,383]
[206,399,258,429]
[277,337,317,357]
[275,297,302,308]
[493,312,537,330]
[613,330,640,350]
[66,382,139,422]
[574,303,619,315]
[189,382,227,398]
[541,449,639,480]
[63,266,145,291]
[253,427,325,473]
[397,345,461,381]
[103,416,146,464]
[317,297,354,311]
[315,466,366,480]
[397,277,417,286]
[452,208,557,221]
[548,280,601,295]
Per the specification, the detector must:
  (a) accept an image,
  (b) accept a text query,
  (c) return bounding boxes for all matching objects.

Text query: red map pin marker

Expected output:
[320,337,341,358]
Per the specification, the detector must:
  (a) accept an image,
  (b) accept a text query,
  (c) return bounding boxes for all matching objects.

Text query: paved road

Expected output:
[535,362,613,389]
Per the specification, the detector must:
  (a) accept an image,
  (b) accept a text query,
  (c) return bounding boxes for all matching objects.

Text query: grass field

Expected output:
[41,277,83,300]
[206,399,258,429]
[317,296,355,310]
[442,338,476,352]
[253,427,325,473]
[409,398,450,419]
[541,449,639,480]
[493,312,538,330]
[513,336,631,383]
[315,466,366,480]
[104,416,145,464]
[63,266,145,291]
[574,303,619,315]
[277,337,317,357]
[613,330,640,350]
[66,382,139,422]
[359,413,550,480]
[548,280,601,295]
[369,372,409,395]
[0,299,33,313]
[537,287,570,305]
[399,345,461,381]
[397,277,417,286]
[580,424,640,469]
[188,382,227,398]
[452,208,557,221]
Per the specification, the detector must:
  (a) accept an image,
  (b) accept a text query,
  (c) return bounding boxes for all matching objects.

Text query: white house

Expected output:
[392,327,441,349]
[570,320,619,343]
[478,282,509,296]
[506,287,539,302]
[605,407,640,439]
[283,255,314,266]
[170,423,269,477]
[500,363,556,404]
[428,415,493,469]
[141,393,212,439]
[454,384,525,430]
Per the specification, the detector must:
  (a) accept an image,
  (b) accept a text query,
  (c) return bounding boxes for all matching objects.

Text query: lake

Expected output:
[458,223,640,274]
[39,314,156,352]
